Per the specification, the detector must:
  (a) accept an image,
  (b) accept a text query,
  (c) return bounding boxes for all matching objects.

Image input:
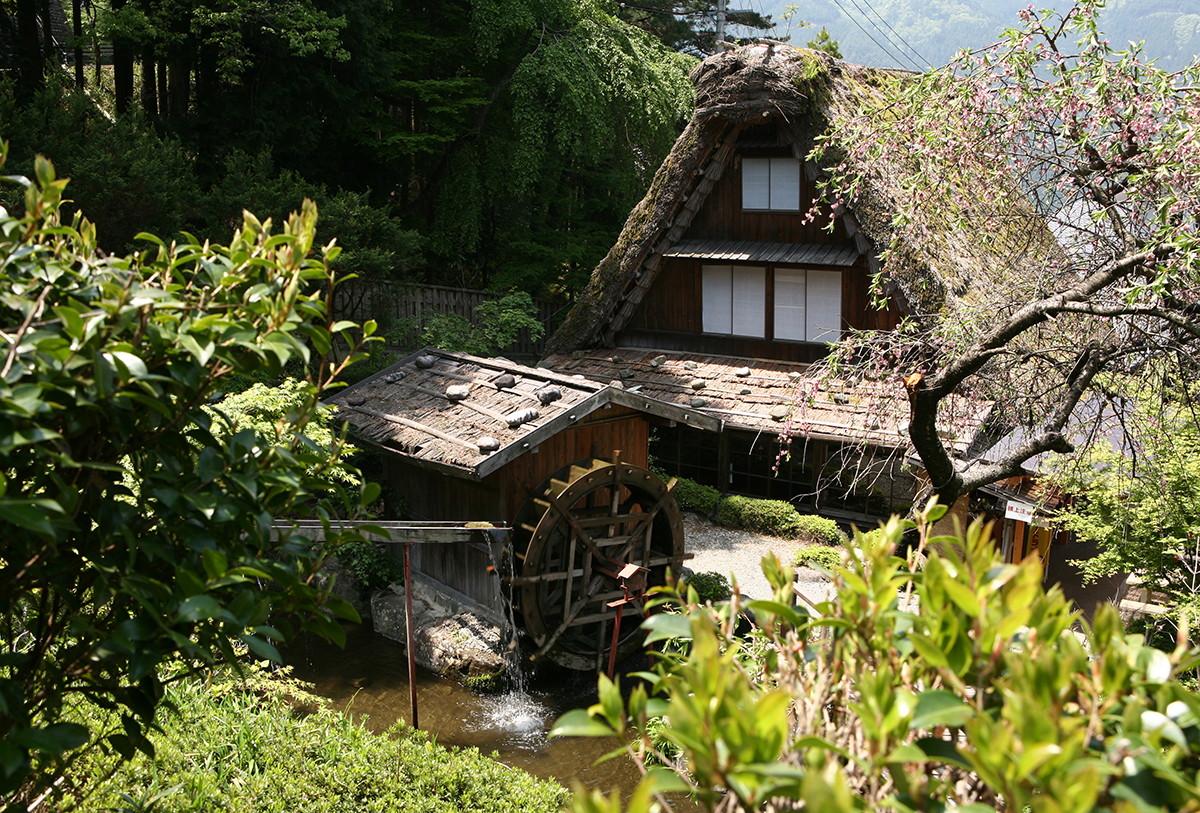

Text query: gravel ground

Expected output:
[682,513,835,609]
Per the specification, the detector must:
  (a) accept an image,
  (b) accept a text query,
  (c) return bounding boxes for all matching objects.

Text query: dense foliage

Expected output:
[812,2,1200,509]
[43,665,568,812]
[1051,390,1200,624]
[556,502,1200,812]
[0,0,696,297]
[0,149,379,805]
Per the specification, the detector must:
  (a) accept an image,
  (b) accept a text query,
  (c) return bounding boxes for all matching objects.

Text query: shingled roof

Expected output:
[543,42,1058,355]
[542,348,991,453]
[324,349,718,479]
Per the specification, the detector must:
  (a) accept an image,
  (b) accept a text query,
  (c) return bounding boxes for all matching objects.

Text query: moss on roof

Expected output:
[543,42,1058,354]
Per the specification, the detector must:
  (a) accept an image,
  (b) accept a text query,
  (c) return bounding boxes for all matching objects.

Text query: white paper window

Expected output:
[741,157,801,211]
[702,265,732,334]
[741,159,772,210]
[773,269,842,342]
[773,269,807,341]
[806,270,843,342]
[732,267,765,337]
[702,265,765,338]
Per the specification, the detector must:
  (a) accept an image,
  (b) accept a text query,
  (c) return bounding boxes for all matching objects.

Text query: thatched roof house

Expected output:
[543,42,1055,356]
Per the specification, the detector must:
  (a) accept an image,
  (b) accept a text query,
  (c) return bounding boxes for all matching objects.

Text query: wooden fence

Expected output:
[331,279,566,360]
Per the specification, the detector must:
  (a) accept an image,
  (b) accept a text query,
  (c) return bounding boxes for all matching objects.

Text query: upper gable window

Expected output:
[742,157,801,211]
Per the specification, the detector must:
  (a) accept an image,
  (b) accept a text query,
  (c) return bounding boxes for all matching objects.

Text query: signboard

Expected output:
[1005,500,1036,522]
[1005,500,1047,527]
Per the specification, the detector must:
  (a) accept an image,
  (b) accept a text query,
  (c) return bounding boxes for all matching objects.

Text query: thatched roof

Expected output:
[324,349,718,479]
[543,43,1057,355]
[544,347,991,453]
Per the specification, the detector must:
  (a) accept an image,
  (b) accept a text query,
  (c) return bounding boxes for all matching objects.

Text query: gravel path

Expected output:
[682,513,835,608]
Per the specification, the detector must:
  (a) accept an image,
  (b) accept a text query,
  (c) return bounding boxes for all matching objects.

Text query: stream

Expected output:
[281,623,668,801]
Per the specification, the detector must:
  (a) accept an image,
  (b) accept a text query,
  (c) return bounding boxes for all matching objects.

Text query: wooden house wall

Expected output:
[620,255,899,362]
[498,406,650,523]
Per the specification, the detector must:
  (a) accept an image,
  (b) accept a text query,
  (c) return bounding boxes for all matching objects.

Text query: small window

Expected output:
[702,265,765,337]
[742,157,801,211]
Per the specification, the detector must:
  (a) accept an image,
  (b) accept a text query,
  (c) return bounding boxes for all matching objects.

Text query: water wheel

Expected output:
[508,455,685,671]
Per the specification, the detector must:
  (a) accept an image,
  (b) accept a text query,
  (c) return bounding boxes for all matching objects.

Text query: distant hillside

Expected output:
[751,0,1198,70]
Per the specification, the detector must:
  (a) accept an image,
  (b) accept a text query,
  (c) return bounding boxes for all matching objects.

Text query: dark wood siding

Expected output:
[499,408,649,523]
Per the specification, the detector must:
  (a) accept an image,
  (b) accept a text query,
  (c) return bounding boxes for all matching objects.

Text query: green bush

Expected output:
[337,541,405,593]
[793,514,847,545]
[671,476,722,514]
[49,666,567,813]
[793,544,843,572]
[717,495,803,536]
[683,571,732,604]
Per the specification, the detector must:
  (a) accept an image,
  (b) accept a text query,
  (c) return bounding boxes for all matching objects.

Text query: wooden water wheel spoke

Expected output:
[510,456,685,671]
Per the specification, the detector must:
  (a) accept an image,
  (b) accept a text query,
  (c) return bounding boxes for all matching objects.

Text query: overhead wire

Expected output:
[828,0,923,71]
[852,0,933,67]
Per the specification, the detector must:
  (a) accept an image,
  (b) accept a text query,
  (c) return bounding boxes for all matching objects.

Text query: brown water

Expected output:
[281,624,659,799]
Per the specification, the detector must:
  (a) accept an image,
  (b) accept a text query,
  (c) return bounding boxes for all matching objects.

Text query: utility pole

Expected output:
[716,0,726,43]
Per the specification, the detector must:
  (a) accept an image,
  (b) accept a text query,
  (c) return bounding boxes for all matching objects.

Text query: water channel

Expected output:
[282,623,664,800]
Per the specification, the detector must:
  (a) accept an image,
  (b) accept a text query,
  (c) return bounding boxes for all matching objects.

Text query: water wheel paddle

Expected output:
[509,455,685,671]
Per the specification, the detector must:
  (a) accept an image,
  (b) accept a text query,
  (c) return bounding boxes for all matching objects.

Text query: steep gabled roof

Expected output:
[543,43,1058,355]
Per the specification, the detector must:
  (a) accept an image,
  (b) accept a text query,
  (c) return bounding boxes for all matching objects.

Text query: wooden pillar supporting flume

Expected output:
[404,541,418,730]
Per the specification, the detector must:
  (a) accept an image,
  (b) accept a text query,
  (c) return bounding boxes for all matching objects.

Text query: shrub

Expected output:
[855,526,887,554]
[717,495,804,536]
[671,476,722,514]
[336,542,405,593]
[793,544,842,572]
[793,514,847,545]
[683,571,732,604]
[557,503,1200,813]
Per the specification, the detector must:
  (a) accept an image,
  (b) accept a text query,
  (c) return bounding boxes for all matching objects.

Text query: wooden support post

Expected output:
[404,541,418,730]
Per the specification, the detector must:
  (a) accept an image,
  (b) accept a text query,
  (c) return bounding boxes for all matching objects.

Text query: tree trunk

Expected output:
[37,0,53,63]
[168,56,191,118]
[111,0,134,115]
[15,0,43,99]
[141,44,157,115]
[157,58,169,116]
[73,0,84,88]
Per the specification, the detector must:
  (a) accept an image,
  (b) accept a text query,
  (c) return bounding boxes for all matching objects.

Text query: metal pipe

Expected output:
[404,541,418,729]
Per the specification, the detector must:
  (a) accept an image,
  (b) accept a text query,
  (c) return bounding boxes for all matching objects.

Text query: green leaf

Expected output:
[641,612,691,644]
[177,595,224,622]
[240,634,282,663]
[915,736,971,768]
[549,709,618,739]
[910,690,972,730]
[11,722,89,755]
[746,599,809,628]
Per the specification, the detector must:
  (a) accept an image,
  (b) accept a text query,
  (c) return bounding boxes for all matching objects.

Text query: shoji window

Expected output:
[741,157,801,211]
[702,265,765,337]
[774,269,843,343]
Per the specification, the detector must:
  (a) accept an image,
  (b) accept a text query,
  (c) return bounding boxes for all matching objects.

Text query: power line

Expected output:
[841,0,925,70]
[853,0,932,67]
[829,0,922,71]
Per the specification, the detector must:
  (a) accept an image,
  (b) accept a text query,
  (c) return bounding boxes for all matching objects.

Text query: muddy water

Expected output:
[282,624,662,800]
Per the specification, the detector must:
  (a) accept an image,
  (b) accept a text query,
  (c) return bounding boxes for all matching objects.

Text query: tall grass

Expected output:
[45,665,568,813]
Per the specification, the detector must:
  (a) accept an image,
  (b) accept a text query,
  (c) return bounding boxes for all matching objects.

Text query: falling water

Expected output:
[475,529,546,748]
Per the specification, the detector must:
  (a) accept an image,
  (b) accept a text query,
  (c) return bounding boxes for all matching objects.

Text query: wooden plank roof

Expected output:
[543,347,991,453]
[324,348,718,480]
[663,240,860,266]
